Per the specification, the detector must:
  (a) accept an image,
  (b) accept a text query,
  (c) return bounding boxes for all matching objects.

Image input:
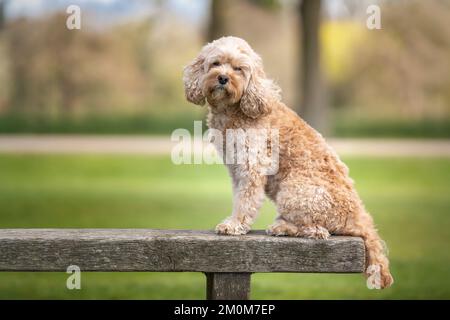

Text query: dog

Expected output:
[183,36,393,289]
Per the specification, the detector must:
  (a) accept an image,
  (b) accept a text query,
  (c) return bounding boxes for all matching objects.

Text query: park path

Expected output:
[0,135,449,157]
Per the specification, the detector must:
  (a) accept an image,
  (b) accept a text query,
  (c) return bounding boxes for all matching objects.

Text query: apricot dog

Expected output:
[183,36,393,289]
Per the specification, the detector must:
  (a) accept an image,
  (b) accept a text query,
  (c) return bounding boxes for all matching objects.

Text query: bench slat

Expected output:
[0,229,365,273]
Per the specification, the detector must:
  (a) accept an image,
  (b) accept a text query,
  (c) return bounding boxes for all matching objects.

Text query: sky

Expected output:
[4,0,209,25]
[3,0,373,25]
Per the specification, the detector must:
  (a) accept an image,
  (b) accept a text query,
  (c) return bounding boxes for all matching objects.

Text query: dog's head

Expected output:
[183,36,280,119]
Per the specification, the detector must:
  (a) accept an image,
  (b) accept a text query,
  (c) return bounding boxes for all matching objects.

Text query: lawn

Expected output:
[0,154,449,299]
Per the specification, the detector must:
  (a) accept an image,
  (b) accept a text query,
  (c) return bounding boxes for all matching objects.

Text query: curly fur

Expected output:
[183,36,393,289]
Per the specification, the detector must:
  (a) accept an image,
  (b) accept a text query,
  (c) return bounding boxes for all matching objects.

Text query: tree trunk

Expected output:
[299,0,328,134]
[207,0,227,42]
[0,0,5,31]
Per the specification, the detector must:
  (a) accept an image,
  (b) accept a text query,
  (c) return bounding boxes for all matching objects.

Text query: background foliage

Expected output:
[0,0,449,136]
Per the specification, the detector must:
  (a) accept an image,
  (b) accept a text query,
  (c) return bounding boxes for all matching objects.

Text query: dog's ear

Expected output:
[240,67,280,119]
[183,53,206,106]
[240,73,269,119]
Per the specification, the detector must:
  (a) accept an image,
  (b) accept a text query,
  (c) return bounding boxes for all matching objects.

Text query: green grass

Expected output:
[0,154,449,299]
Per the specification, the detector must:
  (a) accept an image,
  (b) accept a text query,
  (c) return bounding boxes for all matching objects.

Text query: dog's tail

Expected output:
[346,209,394,289]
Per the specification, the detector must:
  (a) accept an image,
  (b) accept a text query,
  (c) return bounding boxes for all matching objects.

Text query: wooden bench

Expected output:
[0,229,365,299]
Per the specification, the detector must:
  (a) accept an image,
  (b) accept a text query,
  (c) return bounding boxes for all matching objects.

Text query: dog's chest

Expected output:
[207,110,246,162]
[207,110,230,132]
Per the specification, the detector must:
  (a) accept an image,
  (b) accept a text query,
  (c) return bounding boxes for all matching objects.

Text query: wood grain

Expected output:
[205,272,251,300]
[0,229,365,273]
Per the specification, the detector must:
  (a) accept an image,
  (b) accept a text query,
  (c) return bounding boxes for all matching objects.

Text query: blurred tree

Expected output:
[1,8,203,119]
[336,0,450,120]
[0,0,7,112]
[208,0,280,42]
[5,14,150,116]
[207,0,328,132]
[0,0,5,31]
[207,0,227,42]
[299,0,328,133]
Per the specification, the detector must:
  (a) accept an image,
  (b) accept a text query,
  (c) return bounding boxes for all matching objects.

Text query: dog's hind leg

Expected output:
[266,217,299,236]
[296,225,330,239]
[267,217,330,239]
[268,183,334,239]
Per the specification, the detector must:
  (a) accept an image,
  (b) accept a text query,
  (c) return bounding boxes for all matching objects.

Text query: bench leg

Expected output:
[205,272,251,300]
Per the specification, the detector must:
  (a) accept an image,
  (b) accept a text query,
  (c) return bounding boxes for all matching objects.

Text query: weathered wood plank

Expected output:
[0,229,365,272]
[205,272,251,300]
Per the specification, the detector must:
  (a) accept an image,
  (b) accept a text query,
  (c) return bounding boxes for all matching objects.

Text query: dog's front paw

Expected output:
[215,218,250,235]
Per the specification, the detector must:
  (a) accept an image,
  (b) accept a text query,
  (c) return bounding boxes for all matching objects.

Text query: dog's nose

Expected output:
[218,74,229,85]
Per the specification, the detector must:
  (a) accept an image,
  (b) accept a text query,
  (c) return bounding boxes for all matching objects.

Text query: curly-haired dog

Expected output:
[183,36,393,289]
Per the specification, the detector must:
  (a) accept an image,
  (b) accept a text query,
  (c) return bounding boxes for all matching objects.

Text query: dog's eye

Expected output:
[212,61,220,67]
[233,66,242,72]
